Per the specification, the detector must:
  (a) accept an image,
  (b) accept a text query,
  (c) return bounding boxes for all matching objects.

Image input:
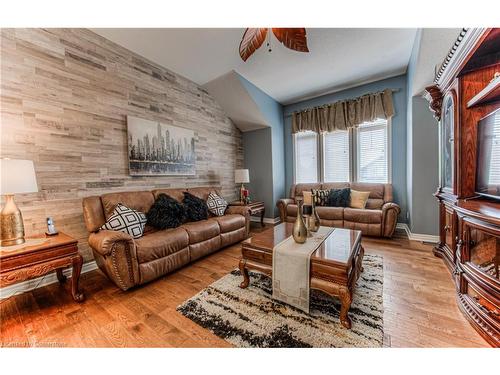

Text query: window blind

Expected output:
[294,131,318,183]
[357,119,389,183]
[324,130,350,182]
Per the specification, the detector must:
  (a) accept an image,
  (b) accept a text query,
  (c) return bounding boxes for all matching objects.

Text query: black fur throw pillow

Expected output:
[327,188,351,207]
[183,192,209,222]
[146,194,186,229]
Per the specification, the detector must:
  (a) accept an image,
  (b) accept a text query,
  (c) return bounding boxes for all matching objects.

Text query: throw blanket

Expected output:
[272,226,335,313]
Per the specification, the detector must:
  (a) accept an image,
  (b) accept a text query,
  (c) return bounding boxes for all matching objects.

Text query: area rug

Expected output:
[177,254,384,347]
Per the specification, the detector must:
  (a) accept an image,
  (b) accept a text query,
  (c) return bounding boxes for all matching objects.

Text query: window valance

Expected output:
[291,88,395,134]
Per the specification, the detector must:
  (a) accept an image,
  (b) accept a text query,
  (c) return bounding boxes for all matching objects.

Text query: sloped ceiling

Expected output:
[203,71,269,132]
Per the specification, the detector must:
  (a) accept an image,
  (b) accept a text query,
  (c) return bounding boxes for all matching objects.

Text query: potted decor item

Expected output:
[292,199,307,244]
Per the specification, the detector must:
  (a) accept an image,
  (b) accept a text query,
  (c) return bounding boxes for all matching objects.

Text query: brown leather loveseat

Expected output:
[277,182,400,237]
[82,187,250,291]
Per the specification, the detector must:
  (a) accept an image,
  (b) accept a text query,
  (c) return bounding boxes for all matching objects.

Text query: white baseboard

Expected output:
[396,223,439,243]
[0,261,98,300]
[250,216,280,225]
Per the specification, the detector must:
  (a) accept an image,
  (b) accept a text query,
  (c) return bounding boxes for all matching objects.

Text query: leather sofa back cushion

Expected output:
[291,183,321,198]
[188,187,221,200]
[152,188,186,202]
[101,191,155,220]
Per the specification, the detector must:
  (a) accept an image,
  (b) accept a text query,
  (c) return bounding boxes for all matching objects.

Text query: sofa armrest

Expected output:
[277,198,294,223]
[381,202,401,237]
[88,230,135,257]
[226,206,251,237]
[88,230,139,290]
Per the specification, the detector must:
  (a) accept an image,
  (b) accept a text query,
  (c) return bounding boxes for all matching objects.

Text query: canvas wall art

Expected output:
[127,116,196,176]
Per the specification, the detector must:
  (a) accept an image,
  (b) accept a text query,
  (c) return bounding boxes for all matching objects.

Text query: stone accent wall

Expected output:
[0,29,243,261]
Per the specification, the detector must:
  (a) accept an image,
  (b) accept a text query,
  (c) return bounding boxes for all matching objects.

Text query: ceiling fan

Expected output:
[239,28,309,62]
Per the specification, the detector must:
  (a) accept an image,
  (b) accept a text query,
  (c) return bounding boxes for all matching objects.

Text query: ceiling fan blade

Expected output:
[272,28,309,53]
[239,28,268,61]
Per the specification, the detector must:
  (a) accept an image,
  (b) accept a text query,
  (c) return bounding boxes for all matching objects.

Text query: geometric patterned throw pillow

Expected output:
[206,191,228,216]
[100,203,147,239]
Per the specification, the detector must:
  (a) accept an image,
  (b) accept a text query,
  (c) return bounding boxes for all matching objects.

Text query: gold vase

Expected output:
[310,195,320,232]
[292,200,307,244]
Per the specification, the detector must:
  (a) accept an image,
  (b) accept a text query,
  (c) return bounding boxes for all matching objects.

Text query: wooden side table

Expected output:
[0,232,84,302]
[230,201,266,227]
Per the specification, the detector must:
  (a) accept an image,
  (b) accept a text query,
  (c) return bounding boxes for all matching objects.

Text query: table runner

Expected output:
[272,226,335,313]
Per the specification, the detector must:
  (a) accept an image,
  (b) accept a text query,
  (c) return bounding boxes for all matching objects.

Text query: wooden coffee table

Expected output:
[239,223,364,328]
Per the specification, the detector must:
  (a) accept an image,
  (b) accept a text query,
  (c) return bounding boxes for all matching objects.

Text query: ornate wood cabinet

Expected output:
[425,28,500,346]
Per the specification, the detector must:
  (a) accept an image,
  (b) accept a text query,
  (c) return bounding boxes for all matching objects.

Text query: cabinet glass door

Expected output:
[441,95,454,190]
[468,227,500,280]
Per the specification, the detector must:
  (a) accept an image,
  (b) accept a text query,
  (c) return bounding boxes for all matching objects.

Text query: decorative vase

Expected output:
[293,200,307,244]
[310,194,320,232]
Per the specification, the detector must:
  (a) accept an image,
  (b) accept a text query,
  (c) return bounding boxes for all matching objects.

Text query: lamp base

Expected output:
[1,195,25,247]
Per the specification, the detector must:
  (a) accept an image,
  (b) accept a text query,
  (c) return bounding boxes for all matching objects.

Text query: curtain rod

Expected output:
[284,88,400,117]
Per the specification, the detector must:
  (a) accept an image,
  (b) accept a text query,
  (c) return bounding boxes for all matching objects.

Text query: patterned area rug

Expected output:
[177,254,384,347]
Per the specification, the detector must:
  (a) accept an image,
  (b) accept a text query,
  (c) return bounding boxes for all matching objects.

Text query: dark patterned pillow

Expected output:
[100,203,147,239]
[311,189,330,206]
[206,191,228,216]
[183,192,209,222]
[146,194,186,229]
[327,188,351,207]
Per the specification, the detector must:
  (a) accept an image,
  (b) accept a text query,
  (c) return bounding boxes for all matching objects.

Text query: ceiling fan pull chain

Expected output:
[267,28,272,53]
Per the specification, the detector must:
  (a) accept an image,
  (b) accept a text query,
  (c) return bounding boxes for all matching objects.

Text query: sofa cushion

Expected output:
[315,206,344,221]
[146,194,186,229]
[182,219,220,244]
[321,182,349,190]
[311,189,330,206]
[292,183,321,199]
[206,191,228,216]
[327,188,350,207]
[100,204,147,239]
[152,188,186,202]
[101,191,155,220]
[350,190,370,209]
[183,192,209,221]
[344,208,382,224]
[187,187,219,201]
[213,214,245,233]
[135,227,189,264]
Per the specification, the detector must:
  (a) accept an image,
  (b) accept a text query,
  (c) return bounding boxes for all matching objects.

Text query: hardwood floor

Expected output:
[0,225,489,348]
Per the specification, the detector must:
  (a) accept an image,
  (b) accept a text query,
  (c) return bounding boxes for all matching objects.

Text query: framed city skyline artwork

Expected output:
[127,116,196,176]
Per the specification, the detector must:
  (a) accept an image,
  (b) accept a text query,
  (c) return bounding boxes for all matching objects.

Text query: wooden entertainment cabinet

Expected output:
[425,28,500,347]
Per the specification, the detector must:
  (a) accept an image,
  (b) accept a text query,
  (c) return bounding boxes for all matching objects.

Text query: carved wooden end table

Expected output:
[0,232,85,302]
[229,201,266,227]
[239,223,364,328]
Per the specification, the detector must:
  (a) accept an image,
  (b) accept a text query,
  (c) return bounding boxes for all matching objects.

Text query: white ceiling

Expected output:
[93,28,417,104]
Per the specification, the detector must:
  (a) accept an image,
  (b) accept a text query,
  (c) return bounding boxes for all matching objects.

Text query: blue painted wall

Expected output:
[283,75,408,222]
[238,74,285,218]
[406,30,439,235]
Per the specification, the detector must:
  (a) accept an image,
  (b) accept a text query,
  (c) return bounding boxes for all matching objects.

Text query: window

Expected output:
[293,119,390,184]
[294,131,318,183]
[323,130,350,182]
[357,119,389,183]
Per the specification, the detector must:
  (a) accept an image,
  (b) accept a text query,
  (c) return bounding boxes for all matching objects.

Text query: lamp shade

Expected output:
[0,159,39,195]
[234,169,249,184]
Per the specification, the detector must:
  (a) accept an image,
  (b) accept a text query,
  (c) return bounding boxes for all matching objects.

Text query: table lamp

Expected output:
[234,169,250,203]
[0,159,39,246]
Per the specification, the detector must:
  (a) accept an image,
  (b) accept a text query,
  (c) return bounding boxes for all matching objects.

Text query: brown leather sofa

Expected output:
[277,182,400,237]
[82,187,250,291]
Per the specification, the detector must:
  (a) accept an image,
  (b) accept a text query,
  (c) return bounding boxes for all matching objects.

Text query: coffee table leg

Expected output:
[260,208,265,227]
[339,287,352,329]
[71,254,85,302]
[239,259,250,289]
